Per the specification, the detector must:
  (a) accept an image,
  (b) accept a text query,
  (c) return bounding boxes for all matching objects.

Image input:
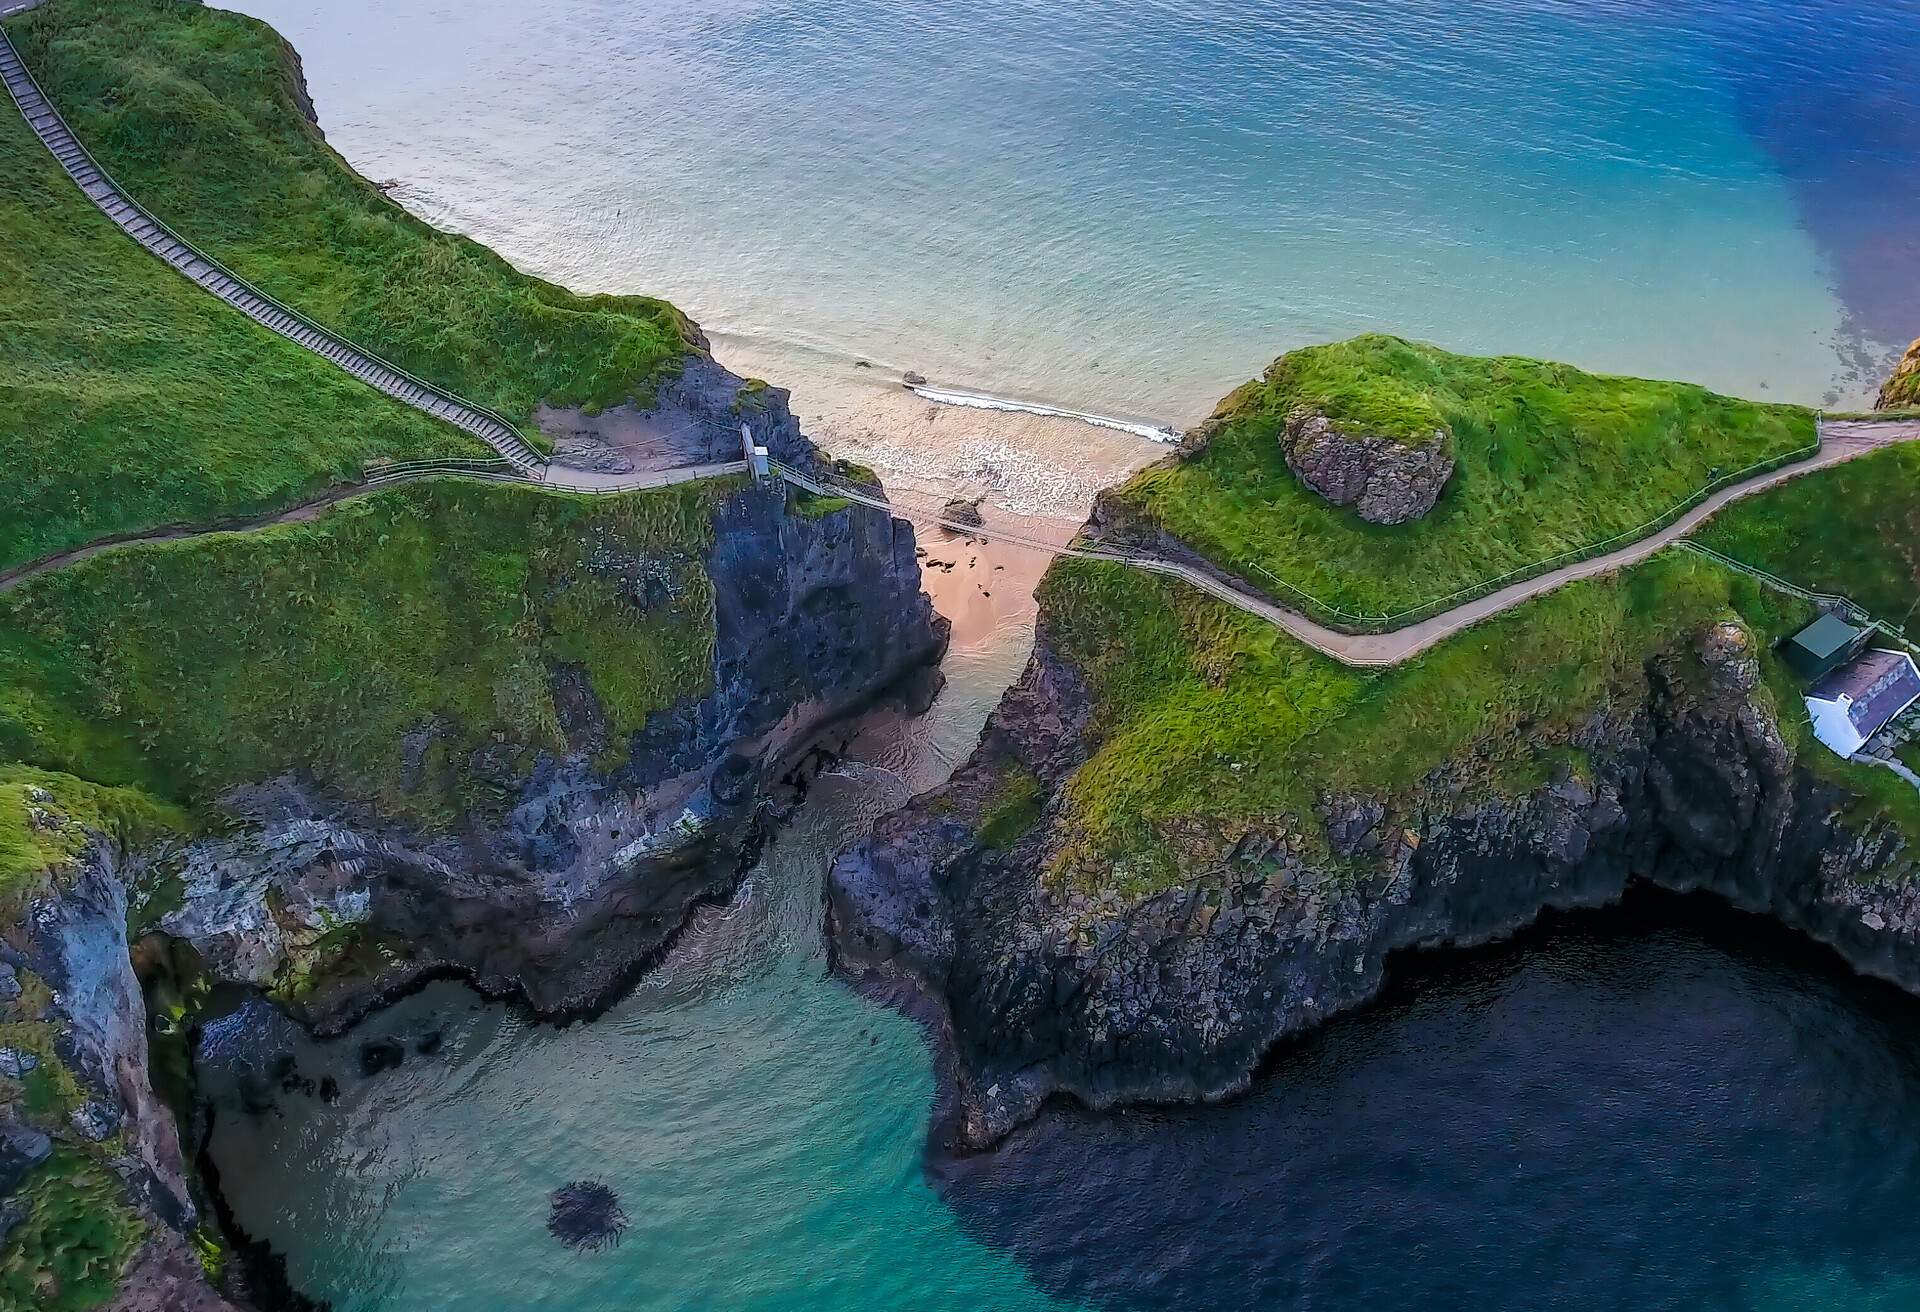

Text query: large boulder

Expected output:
[1280,407,1454,524]
[1877,338,1920,410]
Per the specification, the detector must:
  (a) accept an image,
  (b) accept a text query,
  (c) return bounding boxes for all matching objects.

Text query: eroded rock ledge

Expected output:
[1280,407,1455,524]
[828,619,1915,1148]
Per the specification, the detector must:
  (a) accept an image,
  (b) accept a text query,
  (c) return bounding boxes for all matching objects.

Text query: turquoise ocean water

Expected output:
[229,0,1917,423]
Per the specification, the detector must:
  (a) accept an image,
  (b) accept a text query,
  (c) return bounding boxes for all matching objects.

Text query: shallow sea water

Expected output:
[230,0,1919,428]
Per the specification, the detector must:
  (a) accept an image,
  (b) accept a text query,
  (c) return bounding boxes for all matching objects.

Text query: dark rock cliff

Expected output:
[1,373,942,1307]
[829,618,1917,1148]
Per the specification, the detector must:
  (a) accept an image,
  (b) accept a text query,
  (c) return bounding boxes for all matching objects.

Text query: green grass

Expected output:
[1033,542,1916,898]
[975,763,1044,850]
[0,765,187,920]
[1110,336,1813,621]
[1699,443,1920,629]
[8,0,694,427]
[789,488,853,519]
[0,478,737,823]
[0,86,484,572]
[0,1148,145,1312]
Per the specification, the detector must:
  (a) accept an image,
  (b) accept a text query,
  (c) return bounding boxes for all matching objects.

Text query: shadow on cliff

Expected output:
[927,886,1920,1312]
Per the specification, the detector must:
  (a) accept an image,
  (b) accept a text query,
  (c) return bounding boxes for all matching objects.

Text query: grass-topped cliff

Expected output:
[0,83,484,572]
[1018,341,1916,897]
[832,351,1920,1148]
[0,477,733,830]
[0,7,940,1308]
[1,0,710,572]
[1108,335,1813,622]
[7,0,695,422]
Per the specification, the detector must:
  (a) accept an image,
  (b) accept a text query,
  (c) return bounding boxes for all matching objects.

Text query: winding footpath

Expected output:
[780,417,1920,667]
[6,15,1920,665]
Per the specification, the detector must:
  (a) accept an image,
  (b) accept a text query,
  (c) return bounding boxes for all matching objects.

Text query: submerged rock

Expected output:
[547,1180,630,1252]
[358,1037,407,1077]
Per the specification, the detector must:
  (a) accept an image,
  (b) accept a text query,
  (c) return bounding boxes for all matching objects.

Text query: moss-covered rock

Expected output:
[1878,337,1920,411]
[1279,405,1455,523]
[0,1148,146,1312]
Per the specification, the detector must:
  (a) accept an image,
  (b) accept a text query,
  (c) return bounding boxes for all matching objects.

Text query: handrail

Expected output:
[364,457,517,483]
[1674,540,1915,650]
[0,27,548,473]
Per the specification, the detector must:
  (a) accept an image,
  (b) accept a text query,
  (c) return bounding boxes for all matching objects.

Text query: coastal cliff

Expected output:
[830,604,1913,1146]
[1,371,942,1308]
[1880,338,1920,410]
[829,341,1920,1148]
[0,0,950,1300]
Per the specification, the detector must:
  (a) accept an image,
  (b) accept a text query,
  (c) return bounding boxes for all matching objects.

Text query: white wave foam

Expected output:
[908,385,1181,443]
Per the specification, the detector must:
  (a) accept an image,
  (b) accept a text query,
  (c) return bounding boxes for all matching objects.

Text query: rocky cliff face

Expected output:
[830,618,1916,1148]
[151,452,944,1034]
[1879,338,1920,411]
[0,373,942,1307]
[1280,406,1455,524]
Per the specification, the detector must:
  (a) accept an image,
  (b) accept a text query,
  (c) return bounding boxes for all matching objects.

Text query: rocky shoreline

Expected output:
[0,360,947,1309]
[828,613,1919,1148]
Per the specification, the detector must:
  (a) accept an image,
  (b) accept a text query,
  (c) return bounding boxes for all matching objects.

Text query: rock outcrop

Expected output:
[1280,407,1454,524]
[1878,338,1920,411]
[830,617,1916,1148]
[0,364,941,1307]
[148,439,945,1033]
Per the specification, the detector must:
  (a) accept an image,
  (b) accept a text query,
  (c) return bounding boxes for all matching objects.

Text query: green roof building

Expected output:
[1782,614,1867,680]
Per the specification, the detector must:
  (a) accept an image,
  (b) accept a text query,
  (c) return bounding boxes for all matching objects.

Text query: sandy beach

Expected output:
[714,332,1174,529]
[715,330,1179,645]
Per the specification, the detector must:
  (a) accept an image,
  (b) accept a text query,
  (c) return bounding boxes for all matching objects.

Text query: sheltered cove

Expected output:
[3,3,1920,1310]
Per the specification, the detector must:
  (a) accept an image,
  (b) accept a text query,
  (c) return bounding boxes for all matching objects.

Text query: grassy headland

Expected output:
[1109,335,1813,622]
[1039,545,1918,899]
[0,93,483,572]
[1701,442,1920,629]
[7,0,695,428]
[0,477,737,826]
[1036,359,1920,898]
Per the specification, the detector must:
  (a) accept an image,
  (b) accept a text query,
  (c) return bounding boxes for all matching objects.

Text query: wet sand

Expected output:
[715,332,1172,526]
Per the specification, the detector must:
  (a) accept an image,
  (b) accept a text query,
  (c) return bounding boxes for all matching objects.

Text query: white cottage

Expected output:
[1803,648,1920,758]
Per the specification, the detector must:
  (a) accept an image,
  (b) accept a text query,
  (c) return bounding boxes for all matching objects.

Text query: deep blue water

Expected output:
[937,890,1920,1311]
